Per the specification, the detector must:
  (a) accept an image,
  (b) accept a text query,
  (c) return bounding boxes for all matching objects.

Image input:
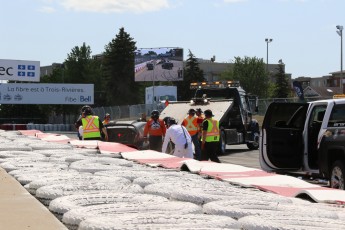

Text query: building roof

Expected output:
[304,86,343,98]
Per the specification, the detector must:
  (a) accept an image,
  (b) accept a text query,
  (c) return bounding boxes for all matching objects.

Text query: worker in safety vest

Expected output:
[182,108,201,160]
[201,109,221,163]
[75,105,108,141]
[143,110,166,151]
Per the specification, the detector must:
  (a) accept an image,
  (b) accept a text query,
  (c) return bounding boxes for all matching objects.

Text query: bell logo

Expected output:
[80,96,91,102]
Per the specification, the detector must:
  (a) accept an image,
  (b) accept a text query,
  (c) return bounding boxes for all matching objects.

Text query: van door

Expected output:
[260,102,308,171]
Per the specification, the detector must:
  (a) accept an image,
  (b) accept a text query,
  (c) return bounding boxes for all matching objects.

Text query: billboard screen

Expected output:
[0,59,40,82]
[0,83,94,104]
[134,47,183,82]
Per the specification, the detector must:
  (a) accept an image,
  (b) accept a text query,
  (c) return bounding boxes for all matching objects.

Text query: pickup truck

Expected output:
[260,99,345,190]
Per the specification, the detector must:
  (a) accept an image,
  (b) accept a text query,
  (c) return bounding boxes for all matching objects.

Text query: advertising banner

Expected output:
[0,83,94,104]
[0,59,40,82]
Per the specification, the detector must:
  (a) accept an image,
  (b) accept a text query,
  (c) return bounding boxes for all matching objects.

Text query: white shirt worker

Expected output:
[162,124,193,158]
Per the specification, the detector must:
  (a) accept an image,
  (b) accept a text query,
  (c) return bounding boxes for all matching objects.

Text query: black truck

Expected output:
[160,81,260,154]
[260,99,345,190]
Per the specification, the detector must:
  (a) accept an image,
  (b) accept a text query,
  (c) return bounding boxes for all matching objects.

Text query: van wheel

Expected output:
[247,131,259,150]
[330,160,345,190]
[220,131,226,155]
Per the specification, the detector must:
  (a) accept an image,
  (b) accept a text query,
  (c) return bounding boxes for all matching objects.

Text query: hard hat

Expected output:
[151,110,160,119]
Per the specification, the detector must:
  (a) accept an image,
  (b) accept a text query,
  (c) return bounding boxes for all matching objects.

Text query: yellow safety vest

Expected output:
[203,118,220,142]
[82,115,101,139]
[184,116,198,136]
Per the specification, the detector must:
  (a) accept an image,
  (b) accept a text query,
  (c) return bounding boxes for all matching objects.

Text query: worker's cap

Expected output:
[168,117,177,126]
[204,109,214,117]
[82,105,93,115]
[188,109,196,114]
[105,113,110,118]
[196,108,203,113]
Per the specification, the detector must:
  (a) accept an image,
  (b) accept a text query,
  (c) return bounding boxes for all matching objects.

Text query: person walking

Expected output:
[143,110,166,151]
[102,113,111,125]
[201,109,221,163]
[182,108,201,160]
[162,117,193,159]
[75,105,108,141]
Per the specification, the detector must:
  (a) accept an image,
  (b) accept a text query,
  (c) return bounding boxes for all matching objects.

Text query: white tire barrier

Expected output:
[34,148,99,156]
[62,201,203,229]
[35,183,143,205]
[133,174,205,188]
[238,215,345,230]
[172,185,295,206]
[0,144,32,151]
[77,213,240,230]
[203,199,340,220]
[144,181,247,201]
[8,167,71,178]
[28,142,73,150]
[17,170,82,186]
[27,174,125,194]
[69,158,133,173]
[0,151,44,159]
[0,161,68,172]
[49,193,169,216]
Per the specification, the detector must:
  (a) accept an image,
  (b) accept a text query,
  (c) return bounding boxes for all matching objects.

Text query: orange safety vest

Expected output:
[82,115,101,139]
[183,116,198,136]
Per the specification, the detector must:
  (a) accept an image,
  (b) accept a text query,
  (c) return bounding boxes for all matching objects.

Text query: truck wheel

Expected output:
[220,131,226,155]
[330,160,345,190]
[246,131,259,150]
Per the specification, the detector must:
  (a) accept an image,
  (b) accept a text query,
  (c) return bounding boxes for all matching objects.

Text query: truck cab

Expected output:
[260,99,345,189]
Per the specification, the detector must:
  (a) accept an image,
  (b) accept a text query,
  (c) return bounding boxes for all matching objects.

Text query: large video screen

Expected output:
[134,47,183,82]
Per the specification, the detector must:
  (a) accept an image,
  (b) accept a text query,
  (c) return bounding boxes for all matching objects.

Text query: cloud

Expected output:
[37,6,56,13]
[59,0,170,13]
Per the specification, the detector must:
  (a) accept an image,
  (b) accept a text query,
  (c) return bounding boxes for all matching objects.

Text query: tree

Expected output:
[231,56,269,98]
[273,63,290,98]
[102,27,139,105]
[176,50,204,100]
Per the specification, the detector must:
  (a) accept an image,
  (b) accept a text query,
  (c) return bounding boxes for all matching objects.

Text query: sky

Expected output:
[1,0,344,78]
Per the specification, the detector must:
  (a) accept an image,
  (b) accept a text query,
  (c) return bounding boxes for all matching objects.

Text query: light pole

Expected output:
[265,38,273,73]
[336,25,343,91]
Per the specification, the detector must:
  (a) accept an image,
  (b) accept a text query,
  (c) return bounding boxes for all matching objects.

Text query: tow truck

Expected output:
[160,81,260,154]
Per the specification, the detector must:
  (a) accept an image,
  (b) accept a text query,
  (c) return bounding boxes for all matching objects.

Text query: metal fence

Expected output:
[54,96,332,129]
